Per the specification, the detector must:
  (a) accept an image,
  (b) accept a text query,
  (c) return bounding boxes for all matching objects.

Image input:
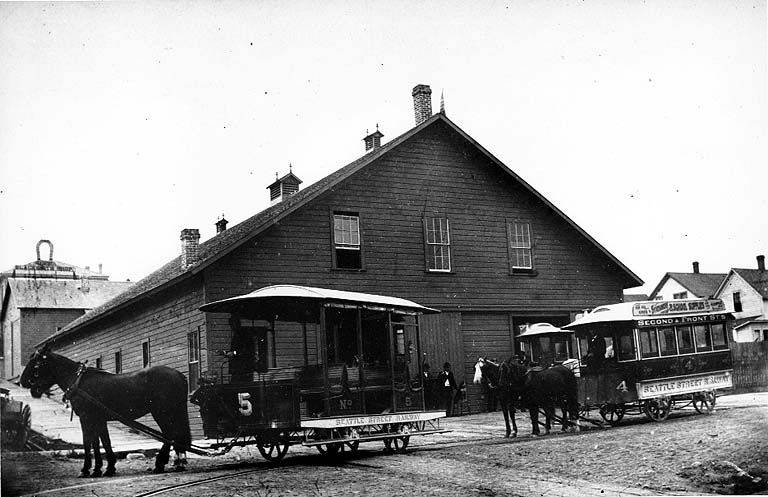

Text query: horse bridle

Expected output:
[479,358,501,389]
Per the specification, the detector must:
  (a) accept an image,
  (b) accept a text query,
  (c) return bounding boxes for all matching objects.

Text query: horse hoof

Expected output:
[91,470,102,478]
[104,468,116,477]
[79,471,90,478]
[152,467,165,474]
[174,465,187,472]
[505,433,511,438]
[511,433,517,438]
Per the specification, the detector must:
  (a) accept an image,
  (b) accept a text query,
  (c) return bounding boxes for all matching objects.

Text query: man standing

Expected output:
[438,362,457,417]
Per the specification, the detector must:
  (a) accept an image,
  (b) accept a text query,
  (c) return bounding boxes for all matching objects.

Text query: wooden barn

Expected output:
[44,84,642,436]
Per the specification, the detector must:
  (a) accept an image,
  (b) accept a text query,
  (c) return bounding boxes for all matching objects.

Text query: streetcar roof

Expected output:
[563,299,730,329]
[199,284,440,316]
[517,322,573,339]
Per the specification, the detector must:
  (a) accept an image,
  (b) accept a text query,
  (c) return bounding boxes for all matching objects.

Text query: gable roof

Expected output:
[649,272,727,300]
[1,278,134,318]
[715,268,768,300]
[45,112,643,346]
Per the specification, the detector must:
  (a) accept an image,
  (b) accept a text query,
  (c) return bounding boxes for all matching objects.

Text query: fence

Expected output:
[731,341,768,392]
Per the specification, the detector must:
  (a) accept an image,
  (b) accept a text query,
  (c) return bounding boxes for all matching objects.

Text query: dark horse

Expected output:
[474,357,580,437]
[20,345,191,477]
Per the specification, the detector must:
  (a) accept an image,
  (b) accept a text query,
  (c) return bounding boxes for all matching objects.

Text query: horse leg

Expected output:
[501,404,511,438]
[528,406,540,436]
[154,443,171,473]
[79,422,92,477]
[91,431,103,477]
[173,448,188,472]
[100,426,117,476]
[543,406,554,435]
[560,403,570,432]
[510,404,517,437]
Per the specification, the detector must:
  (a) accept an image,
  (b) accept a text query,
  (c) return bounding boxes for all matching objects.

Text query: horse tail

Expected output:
[173,373,192,451]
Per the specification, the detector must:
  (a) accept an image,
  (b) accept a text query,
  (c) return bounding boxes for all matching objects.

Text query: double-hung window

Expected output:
[188,328,201,393]
[508,221,533,271]
[733,292,742,313]
[424,217,451,272]
[332,213,362,269]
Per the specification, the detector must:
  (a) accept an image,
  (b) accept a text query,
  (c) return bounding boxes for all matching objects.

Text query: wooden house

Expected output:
[714,255,768,342]
[44,85,642,435]
[649,261,725,301]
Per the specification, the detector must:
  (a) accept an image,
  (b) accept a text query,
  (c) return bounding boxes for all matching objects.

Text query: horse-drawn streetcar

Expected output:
[564,298,734,425]
[191,285,449,461]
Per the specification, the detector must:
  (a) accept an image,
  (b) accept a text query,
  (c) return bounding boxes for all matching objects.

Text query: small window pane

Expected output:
[677,326,694,354]
[658,327,677,356]
[711,323,727,349]
[694,324,712,352]
[639,329,659,358]
[617,332,636,361]
[553,340,569,362]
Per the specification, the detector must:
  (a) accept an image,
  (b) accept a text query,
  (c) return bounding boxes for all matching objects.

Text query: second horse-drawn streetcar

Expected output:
[563,298,734,425]
[190,285,449,461]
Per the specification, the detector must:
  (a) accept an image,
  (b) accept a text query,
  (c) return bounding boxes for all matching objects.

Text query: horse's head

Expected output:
[473,358,485,385]
[20,345,56,398]
[473,357,501,386]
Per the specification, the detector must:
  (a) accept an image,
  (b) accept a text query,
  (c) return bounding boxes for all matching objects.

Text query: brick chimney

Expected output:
[758,254,765,272]
[692,261,699,274]
[180,229,200,269]
[412,84,432,125]
[363,127,384,152]
[215,216,228,234]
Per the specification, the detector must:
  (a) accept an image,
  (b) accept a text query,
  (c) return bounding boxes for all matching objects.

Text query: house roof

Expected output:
[2,278,134,311]
[732,269,768,300]
[649,272,726,299]
[733,315,765,330]
[44,112,643,346]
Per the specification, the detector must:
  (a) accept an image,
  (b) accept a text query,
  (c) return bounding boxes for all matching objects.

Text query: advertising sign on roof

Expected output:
[632,299,725,317]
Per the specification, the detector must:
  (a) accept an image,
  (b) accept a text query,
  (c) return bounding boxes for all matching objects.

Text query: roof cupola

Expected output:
[267,166,303,205]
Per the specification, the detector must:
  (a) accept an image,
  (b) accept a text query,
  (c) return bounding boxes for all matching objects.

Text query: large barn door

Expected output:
[418,312,463,409]
[461,312,514,413]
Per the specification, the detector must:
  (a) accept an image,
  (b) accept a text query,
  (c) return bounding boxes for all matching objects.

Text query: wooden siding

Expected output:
[53,277,208,437]
[204,121,627,310]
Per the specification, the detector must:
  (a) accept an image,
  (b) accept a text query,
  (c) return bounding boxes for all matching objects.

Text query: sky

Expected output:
[0,0,766,295]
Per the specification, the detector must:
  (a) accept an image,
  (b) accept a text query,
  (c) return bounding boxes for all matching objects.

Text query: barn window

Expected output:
[508,221,533,271]
[332,212,362,269]
[95,356,102,369]
[673,291,688,300]
[424,217,451,272]
[188,328,201,393]
[732,292,742,312]
[114,350,122,373]
[142,340,151,368]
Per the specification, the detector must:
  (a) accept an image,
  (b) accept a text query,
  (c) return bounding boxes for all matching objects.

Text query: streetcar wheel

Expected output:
[257,432,290,462]
[16,404,31,449]
[315,443,341,456]
[643,398,671,422]
[692,391,716,414]
[384,436,410,453]
[598,403,625,426]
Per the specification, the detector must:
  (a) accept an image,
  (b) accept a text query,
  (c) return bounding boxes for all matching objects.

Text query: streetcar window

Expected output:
[616,332,635,361]
[638,329,659,358]
[553,339,569,362]
[711,323,728,350]
[658,327,677,356]
[577,336,589,364]
[676,326,694,354]
[694,324,712,352]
